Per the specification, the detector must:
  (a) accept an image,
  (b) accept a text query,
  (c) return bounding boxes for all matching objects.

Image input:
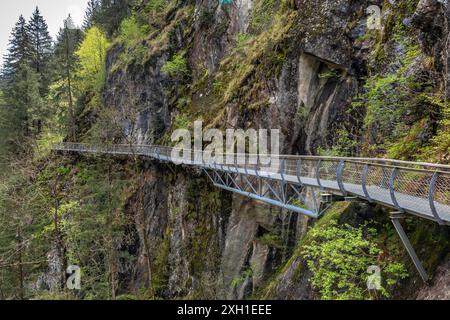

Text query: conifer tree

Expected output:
[2,15,32,82]
[51,15,84,141]
[83,0,101,30]
[97,0,132,37]
[7,64,44,138]
[27,7,53,95]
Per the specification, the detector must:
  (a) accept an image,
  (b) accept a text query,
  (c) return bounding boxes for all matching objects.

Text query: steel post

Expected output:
[390,212,429,283]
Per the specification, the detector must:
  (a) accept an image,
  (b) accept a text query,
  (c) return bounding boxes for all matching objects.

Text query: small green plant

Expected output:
[318,69,340,80]
[317,129,359,157]
[161,51,189,79]
[234,33,253,53]
[248,0,276,34]
[172,113,191,130]
[231,267,254,287]
[213,79,224,94]
[118,16,150,47]
[427,95,450,161]
[145,0,167,12]
[364,74,408,132]
[257,233,283,249]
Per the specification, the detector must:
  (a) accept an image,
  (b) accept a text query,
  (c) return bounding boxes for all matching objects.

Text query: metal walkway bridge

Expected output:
[53,143,450,282]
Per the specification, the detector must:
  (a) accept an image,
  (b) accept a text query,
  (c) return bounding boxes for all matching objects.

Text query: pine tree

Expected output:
[83,0,101,30]
[27,7,53,95]
[2,15,32,82]
[82,0,132,37]
[51,15,84,141]
[7,64,44,138]
[0,16,32,158]
[97,0,132,37]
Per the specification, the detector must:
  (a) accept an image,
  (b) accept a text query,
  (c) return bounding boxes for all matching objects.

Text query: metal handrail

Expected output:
[52,143,450,225]
[53,143,450,171]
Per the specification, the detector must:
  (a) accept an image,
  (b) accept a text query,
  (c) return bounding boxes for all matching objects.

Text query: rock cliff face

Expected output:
[100,0,449,299]
[417,260,450,300]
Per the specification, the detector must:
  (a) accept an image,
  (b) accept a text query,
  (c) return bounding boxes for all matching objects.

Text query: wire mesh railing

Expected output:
[52,143,450,224]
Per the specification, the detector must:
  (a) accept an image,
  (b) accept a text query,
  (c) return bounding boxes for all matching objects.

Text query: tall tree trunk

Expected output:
[107,163,117,300]
[16,226,24,300]
[138,170,153,297]
[64,26,75,141]
[51,175,66,291]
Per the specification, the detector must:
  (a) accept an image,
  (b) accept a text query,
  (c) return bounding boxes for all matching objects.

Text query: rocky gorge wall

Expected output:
[97,0,449,299]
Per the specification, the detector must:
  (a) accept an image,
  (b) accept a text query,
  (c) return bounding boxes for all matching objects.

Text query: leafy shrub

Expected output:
[301,221,408,300]
[161,52,189,79]
[235,33,253,52]
[172,113,190,130]
[75,27,110,95]
[386,120,426,160]
[249,0,276,34]
[318,128,359,157]
[231,267,253,288]
[146,0,167,12]
[318,69,341,80]
[257,233,284,249]
[364,74,407,133]
[118,16,150,47]
[428,97,450,161]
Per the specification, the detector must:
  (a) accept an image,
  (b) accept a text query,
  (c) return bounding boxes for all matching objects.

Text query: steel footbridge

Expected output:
[53,143,450,282]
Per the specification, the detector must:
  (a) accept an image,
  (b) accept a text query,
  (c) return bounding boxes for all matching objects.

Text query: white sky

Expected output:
[1,0,89,66]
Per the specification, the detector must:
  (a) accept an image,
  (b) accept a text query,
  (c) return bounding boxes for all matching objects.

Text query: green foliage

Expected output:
[0,8,52,151]
[234,33,253,53]
[111,15,151,71]
[385,120,425,160]
[2,15,32,81]
[27,7,53,95]
[361,0,439,159]
[364,74,406,132]
[33,291,77,300]
[151,232,170,293]
[161,51,189,79]
[172,113,191,130]
[90,0,133,37]
[0,153,138,300]
[428,98,450,161]
[257,233,284,249]
[34,129,64,161]
[302,222,408,300]
[361,49,445,160]
[0,158,54,299]
[249,0,276,34]
[145,0,167,12]
[75,26,110,95]
[116,294,139,300]
[214,9,296,109]
[301,221,408,300]
[61,159,136,299]
[83,0,101,29]
[318,69,341,80]
[318,128,359,157]
[2,63,46,142]
[49,17,84,141]
[231,267,253,288]
[117,16,150,47]
[362,40,426,156]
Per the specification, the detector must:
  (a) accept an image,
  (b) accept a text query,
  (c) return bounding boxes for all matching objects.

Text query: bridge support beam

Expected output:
[213,183,319,218]
[202,166,319,218]
[390,212,429,283]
